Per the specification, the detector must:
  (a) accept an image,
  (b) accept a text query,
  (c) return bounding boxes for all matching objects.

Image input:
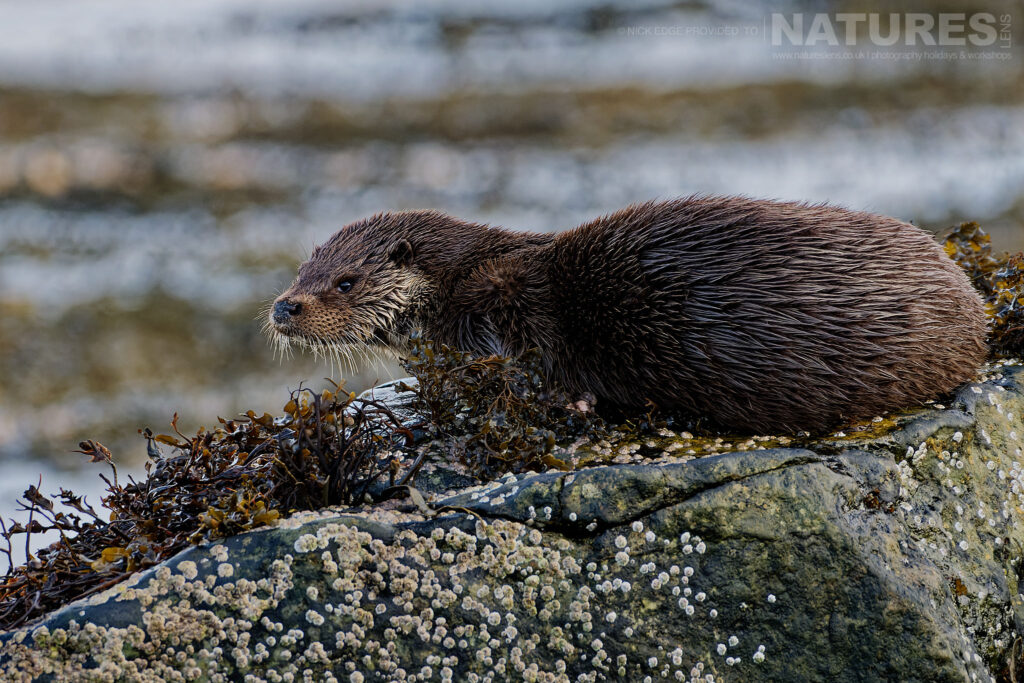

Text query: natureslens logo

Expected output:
[618,13,1014,60]
[770,13,1012,48]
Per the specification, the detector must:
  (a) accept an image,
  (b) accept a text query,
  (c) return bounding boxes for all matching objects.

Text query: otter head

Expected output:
[266,212,435,360]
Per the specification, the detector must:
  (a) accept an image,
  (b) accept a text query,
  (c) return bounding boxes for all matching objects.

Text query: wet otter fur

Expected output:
[268,196,988,434]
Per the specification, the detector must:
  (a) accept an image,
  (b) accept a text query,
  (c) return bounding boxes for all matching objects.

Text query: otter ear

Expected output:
[387,239,414,267]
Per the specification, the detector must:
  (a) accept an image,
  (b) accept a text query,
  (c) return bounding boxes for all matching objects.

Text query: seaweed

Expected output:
[986,254,1024,356]
[944,221,1001,297]
[0,384,413,631]
[0,337,612,630]
[945,222,1024,357]
[400,335,608,478]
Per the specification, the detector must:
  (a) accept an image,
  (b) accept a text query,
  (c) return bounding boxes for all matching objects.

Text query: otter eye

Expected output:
[336,280,353,293]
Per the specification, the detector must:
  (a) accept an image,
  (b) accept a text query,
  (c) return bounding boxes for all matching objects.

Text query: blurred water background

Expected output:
[0,0,1021,548]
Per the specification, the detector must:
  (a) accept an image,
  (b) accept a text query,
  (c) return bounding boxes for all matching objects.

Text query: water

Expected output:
[0,0,1021,559]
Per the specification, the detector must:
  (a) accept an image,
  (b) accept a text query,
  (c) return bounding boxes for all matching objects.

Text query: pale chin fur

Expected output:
[267,323,413,379]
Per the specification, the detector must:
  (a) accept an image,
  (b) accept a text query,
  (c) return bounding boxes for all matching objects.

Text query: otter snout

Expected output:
[270,295,312,336]
[272,298,303,325]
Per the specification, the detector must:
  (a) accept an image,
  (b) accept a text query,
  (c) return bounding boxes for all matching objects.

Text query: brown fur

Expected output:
[269,196,989,434]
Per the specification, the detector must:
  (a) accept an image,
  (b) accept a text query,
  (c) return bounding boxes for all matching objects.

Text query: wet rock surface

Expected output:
[3,365,1024,682]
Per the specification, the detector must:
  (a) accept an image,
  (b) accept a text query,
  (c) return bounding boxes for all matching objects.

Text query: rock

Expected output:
[3,364,1024,682]
[351,376,422,438]
[354,378,479,498]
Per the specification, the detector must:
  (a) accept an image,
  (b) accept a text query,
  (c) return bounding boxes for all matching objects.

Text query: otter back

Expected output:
[528,198,989,432]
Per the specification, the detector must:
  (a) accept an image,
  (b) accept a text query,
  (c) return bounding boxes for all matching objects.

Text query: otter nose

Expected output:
[272,299,302,324]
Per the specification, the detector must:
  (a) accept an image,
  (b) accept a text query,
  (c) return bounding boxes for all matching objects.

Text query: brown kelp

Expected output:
[0,384,414,630]
[401,336,609,478]
[0,338,607,630]
[944,222,1024,357]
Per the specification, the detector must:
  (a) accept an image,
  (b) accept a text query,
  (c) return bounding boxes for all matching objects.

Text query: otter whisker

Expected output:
[370,345,396,381]
[344,344,358,378]
[342,350,352,379]
[357,345,375,378]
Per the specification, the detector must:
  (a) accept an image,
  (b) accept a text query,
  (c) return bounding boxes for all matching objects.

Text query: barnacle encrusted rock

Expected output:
[4,364,1024,682]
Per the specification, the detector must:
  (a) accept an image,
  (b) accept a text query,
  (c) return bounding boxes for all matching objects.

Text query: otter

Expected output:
[267,196,988,434]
